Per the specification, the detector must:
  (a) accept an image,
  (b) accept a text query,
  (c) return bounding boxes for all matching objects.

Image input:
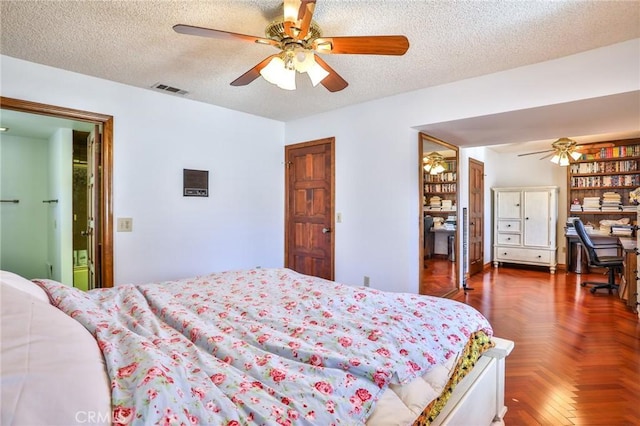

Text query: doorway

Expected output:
[419,133,459,297]
[0,97,114,288]
[284,137,335,280]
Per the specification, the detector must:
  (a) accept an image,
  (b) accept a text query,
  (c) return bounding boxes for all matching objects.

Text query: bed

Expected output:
[1,268,513,425]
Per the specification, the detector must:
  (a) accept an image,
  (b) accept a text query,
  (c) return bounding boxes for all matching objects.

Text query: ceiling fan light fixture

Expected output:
[550,153,560,164]
[559,152,570,167]
[423,152,446,175]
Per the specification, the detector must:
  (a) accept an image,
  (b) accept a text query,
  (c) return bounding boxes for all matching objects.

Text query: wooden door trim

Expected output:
[1,96,114,288]
[284,137,335,280]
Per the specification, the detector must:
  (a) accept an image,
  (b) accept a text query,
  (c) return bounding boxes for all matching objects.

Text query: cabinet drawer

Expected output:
[497,233,521,245]
[496,247,552,264]
[497,220,521,232]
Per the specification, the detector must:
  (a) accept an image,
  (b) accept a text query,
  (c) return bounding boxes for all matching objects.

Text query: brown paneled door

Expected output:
[285,138,335,280]
[468,158,484,276]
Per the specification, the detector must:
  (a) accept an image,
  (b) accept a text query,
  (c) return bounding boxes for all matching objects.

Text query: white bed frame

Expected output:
[431,337,514,426]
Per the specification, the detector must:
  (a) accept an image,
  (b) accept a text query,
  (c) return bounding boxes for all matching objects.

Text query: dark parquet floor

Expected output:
[451,266,640,426]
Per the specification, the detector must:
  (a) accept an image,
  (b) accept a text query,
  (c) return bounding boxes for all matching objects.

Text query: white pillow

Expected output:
[1,282,112,425]
[0,270,50,303]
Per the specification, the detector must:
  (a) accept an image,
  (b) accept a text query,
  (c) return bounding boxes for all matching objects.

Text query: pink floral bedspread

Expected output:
[37,268,492,425]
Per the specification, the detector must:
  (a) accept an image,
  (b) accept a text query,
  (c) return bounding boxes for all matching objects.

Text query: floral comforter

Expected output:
[37,268,492,425]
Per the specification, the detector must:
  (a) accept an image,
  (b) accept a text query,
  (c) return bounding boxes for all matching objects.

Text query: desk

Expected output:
[565,233,620,273]
[431,227,455,260]
[566,233,638,313]
[618,238,638,312]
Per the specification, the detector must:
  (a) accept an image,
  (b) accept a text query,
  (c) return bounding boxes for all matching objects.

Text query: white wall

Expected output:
[2,38,638,291]
[0,134,49,278]
[285,39,640,293]
[1,55,285,285]
[47,128,73,285]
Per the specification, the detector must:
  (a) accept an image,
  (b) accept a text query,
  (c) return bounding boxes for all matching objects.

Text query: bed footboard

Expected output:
[431,337,514,426]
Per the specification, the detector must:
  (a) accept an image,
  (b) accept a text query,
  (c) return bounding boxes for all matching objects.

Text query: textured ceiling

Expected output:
[1,0,639,124]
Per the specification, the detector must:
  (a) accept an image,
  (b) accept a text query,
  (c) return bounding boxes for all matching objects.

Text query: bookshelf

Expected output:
[567,138,640,229]
[424,158,457,217]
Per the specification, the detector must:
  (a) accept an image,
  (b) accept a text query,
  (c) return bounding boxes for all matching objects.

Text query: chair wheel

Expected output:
[590,287,596,294]
[580,283,586,287]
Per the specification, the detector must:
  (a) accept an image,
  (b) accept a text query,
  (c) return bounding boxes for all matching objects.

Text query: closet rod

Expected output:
[0,199,19,203]
[42,199,59,203]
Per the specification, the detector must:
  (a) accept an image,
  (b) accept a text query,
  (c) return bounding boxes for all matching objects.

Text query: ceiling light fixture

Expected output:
[549,137,581,166]
[0,127,9,132]
[259,48,328,90]
[423,152,446,175]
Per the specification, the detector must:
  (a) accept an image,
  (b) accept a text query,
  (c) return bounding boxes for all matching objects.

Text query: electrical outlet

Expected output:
[117,217,133,232]
[364,276,370,287]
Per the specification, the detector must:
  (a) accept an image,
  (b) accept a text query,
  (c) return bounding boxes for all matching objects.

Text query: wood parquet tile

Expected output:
[453,266,640,426]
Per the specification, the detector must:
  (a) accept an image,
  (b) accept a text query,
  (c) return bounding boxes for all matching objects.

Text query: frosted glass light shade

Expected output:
[559,153,570,166]
[295,51,315,73]
[570,151,582,160]
[307,62,330,86]
[260,57,286,85]
[550,154,560,164]
[276,67,296,90]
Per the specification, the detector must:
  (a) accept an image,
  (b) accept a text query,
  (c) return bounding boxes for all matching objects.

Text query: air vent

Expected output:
[151,83,189,96]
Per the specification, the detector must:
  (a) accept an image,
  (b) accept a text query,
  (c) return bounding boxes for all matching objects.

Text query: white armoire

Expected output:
[492,186,559,274]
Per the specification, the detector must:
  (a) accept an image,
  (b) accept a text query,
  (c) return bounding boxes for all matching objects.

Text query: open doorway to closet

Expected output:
[0,97,114,288]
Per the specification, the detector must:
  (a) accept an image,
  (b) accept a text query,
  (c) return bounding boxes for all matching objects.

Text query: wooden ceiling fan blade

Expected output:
[173,24,279,47]
[539,152,555,160]
[296,0,316,40]
[313,55,348,92]
[517,149,554,157]
[230,55,279,86]
[312,35,409,55]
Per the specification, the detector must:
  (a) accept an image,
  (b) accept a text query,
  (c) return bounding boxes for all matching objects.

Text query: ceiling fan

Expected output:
[173,0,409,92]
[517,137,614,166]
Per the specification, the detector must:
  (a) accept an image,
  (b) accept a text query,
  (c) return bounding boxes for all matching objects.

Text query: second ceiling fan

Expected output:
[518,137,613,166]
[173,0,410,92]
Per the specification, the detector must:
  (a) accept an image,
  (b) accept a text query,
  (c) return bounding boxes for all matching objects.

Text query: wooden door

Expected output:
[86,127,101,289]
[285,138,335,280]
[468,158,484,276]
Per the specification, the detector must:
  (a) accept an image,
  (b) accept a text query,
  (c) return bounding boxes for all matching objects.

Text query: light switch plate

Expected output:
[117,217,133,232]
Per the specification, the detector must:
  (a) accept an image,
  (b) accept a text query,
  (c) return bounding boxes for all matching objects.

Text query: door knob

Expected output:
[322,228,332,234]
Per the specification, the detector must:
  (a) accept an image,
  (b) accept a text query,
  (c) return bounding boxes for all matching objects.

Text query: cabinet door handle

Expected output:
[516,203,520,206]
[537,255,542,258]
[525,217,529,220]
[507,237,511,240]
[507,224,511,227]
[503,252,507,255]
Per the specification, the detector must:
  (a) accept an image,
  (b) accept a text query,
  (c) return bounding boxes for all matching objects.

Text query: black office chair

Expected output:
[424,215,434,259]
[573,220,623,294]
